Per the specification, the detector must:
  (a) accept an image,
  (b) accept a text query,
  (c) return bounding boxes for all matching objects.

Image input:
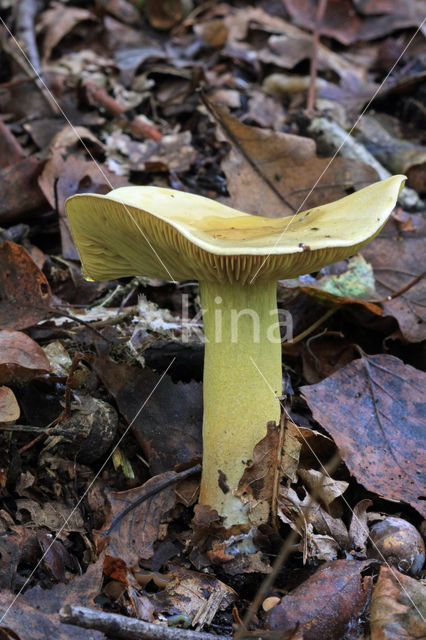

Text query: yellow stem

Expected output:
[199,279,282,525]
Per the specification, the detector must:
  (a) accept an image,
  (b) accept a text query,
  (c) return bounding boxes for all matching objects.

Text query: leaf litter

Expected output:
[0,1,425,639]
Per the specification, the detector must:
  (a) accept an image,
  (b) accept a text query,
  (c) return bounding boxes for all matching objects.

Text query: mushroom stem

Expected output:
[199,279,282,525]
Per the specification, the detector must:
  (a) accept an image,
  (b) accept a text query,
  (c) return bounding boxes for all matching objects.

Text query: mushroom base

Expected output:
[199,279,282,526]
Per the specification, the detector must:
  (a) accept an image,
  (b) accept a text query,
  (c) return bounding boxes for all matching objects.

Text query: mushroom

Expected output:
[66,174,405,526]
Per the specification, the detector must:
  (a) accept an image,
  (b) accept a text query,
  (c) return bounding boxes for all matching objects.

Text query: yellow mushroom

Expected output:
[66,175,405,526]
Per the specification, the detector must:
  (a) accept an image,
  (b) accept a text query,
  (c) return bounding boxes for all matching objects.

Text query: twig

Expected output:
[375,271,424,302]
[59,605,230,640]
[15,0,43,76]
[102,463,202,536]
[307,0,328,111]
[0,424,73,436]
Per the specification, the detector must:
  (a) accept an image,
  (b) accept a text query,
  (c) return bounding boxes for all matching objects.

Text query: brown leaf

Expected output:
[38,2,94,63]
[16,499,84,534]
[301,354,426,516]
[0,156,47,225]
[212,104,378,217]
[2,558,106,639]
[38,151,128,260]
[236,420,301,526]
[224,7,366,84]
[152,566,236,620]
[105,130,196,176]
[0,387,20,422]
[266,559,372,639]
[362,214,426,342]
[282,0,362,45]
[101,471,178,566]
[0,331,50,384]
[92,355,202,474]
[370,566,426,639]
[348,499,373,554]
[0,242,52,330]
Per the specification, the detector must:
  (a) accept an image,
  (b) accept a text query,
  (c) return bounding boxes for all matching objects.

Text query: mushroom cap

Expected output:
[66,175,405,284]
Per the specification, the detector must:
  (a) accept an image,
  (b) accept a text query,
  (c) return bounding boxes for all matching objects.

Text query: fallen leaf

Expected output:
[38,151,128,260]
[283,0,426,43]
[0,557,106,639]
[0,242,52,330]
[16,499,84,534]
[0,156,47,225]
[0,386,20,422]
[101,470,178,566]
[151,566,236,620]
[211,104,378,217]
[265,559,372,638]
[224,7,366,84]
[362,214,426,342]
[348,499,373,554]
[236,420,301,526]
[0,330,50,384]
[282,0,362,45]
[105,130,196,176]
[92,356,202,474]
[298,469,348,513]
[301,354,426,516]
[370,566,426,639]
[38,2,95,63]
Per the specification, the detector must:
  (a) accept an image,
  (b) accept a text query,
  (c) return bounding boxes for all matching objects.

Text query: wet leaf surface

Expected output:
[302,354,426,515]
[0,243,52,330]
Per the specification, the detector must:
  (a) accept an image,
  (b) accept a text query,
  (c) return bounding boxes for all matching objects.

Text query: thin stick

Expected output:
[59,604,230,640]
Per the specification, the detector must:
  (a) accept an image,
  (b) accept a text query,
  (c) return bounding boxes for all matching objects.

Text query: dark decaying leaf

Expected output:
[92,356,202,474]
[0,330,50,384]
[370,566,426,640]
[301,354,425,516]
[265,558,372,639]
[0,242,52,330]
[0,558,105,639]
[362,213,426,342]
